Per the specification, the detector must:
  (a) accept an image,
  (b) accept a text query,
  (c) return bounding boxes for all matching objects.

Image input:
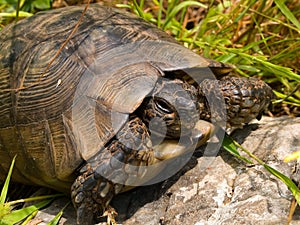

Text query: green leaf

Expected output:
[30,0,50,9]
[0,156,16,205]
[236,65,260,72]
[225,137,300,206]
[20,0,51,12]
[0,157,62,224]
[0,199,52,224]
[223,49,300,82]
[47,201,70,225]
[133,0,145,18]
[163,1,207,30]
[0,204,11,221]
[222,135,253,164]
[0,11,32,17]
[47,210,63,225]
[7,194,64,206]
[263,164,300,205]
[274,0,300,31]
[20,210,38,225]
[234,0,257,22]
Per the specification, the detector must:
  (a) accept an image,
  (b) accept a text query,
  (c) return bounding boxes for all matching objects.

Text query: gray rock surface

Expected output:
[34,116,300,225]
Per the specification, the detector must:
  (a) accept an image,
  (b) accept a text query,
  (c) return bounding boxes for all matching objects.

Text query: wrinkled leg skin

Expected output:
[71,117,155,225]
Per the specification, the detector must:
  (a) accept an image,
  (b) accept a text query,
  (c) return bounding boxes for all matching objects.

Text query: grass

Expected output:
[0,157,64,225]
[118,0,300,114]
[0,0,299,223]
[222,134,300,205]
[0,0,51,23]
[1,1,299,111]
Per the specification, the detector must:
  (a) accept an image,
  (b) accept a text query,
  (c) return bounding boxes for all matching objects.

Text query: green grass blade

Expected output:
[228,138,300,206]
[234,0,257,22]
[16,0,20,21]
[138,0,145,9]
[222,134,253,164]
[47,201,70,225]
[20,210,38,225]
[156,0,163,28]
[0,156,16,205]
[222,48,300,81]
[47,211,63,225]
[133,0,144,17]
[273,91,300,106]
[115,4,132,9]
[254,57,300,81]
[248,7,300,33]
[274,0,300,31]
[162,1,207,30]
[263,164,300,205]
[0,199,53,224]
[7,194,64,206]
[0,11,32,17]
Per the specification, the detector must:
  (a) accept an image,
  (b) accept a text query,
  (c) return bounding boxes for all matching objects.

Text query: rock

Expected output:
[35,116,300,224]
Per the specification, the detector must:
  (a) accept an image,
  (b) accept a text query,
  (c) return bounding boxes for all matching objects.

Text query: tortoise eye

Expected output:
[155,98,173,114]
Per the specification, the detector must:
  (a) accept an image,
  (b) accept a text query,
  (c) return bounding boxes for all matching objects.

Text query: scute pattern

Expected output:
[0,4,275,224]
[0,5,178,190]
[0,5,212,191]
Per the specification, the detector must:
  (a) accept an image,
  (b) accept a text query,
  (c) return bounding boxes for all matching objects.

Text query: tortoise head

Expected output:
[141,78,199,139]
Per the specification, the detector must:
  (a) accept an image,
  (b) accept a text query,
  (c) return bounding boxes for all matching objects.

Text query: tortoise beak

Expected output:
[153,120,216,161]
[192,120,216,148]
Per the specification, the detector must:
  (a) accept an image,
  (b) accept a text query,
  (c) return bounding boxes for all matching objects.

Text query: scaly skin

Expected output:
[71,76,275,224]
[0,5,275,224]
[198,76,275,128]
[71,117,211,225]
[71,78,202,224]
[71,117,154,224]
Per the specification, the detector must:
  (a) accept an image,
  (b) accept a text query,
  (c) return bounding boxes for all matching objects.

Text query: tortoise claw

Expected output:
[71,117,155,224]
[76,203,97,225]
[72,163,120,224]
[102,206,118,225]
[71,164,104,225]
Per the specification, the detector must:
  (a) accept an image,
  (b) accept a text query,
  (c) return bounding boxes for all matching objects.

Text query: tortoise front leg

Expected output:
[71,118,215,224]
[71,117,154,225]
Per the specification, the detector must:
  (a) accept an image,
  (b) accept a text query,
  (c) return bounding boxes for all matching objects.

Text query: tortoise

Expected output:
[0,4,275,225]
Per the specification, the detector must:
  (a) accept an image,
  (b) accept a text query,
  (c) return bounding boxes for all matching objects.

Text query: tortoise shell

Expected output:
[0,5,225,191]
